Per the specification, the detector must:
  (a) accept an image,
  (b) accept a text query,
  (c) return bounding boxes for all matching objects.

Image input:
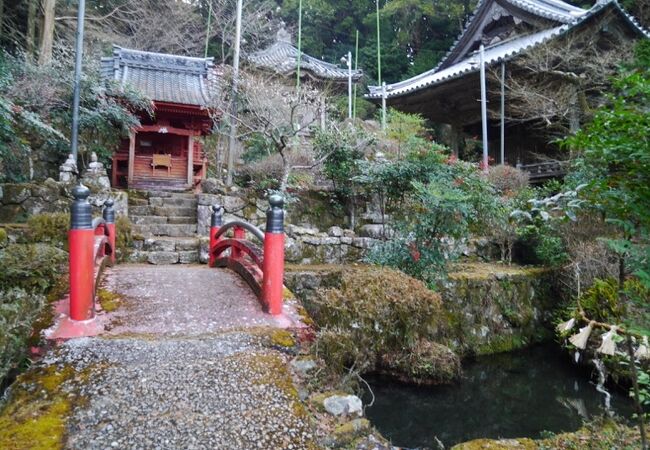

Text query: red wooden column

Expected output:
[68,184,95,321]
[262,194,285,315]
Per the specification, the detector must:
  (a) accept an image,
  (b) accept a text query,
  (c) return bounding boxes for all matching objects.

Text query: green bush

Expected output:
[0,244,67,294]
[311,266,459,384]
[25,213,70,248]
[0,288,45,384]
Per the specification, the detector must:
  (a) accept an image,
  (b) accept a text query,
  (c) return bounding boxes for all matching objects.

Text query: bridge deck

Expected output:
[102,265,296,335]
[4,265,314,449]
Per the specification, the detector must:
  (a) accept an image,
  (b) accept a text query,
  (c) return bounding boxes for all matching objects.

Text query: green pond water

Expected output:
[363,344,635,449]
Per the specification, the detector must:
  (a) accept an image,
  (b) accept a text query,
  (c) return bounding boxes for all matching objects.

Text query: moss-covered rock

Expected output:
[115,215,133,263]
[452,418,642,450]
[302,265,460,384]
[440,262,558,356]
[0,288,46,384]
[25,213,69,248]
[0,227,7,248]
[330,418,371,446]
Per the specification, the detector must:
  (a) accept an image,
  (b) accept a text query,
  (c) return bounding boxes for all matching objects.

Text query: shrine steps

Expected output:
[129,177,189,192]
[128,191,202,264]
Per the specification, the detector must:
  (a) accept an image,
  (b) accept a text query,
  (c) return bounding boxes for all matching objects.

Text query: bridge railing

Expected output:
[209,195,285,315]
[68,184,116,321]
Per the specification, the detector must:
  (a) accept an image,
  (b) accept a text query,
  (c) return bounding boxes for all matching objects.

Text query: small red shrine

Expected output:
[101,46,217,190]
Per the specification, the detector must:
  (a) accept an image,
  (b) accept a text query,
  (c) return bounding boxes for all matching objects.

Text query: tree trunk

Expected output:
[0,0,4,41]
[27,0,38,59]
[38,0,56,66]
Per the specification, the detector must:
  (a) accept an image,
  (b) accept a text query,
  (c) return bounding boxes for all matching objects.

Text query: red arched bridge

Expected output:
[61,184,287,335]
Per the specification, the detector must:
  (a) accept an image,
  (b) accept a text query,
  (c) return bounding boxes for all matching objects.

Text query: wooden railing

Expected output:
[208,196,286,316]
[519,160,566,181]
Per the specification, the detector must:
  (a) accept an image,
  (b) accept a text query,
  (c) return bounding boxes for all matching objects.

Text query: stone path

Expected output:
[3,265,314,449]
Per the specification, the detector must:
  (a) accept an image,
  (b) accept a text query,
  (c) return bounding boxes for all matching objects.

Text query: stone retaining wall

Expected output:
[286,262,559,357]
[0,179,128,223]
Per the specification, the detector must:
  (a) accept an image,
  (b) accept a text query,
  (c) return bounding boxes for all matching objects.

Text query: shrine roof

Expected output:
[366,0,648,100]
[101,46,216,107]
[246,28,363,82]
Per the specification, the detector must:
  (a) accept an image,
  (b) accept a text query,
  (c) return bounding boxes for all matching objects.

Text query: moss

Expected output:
[0,365,76,450]
[270,329,296,348]
[451,438,536,449]
[452,418,642,450]
[0,227,7,247]
[310,265,459,383]
[115,216,133,263]
[331,418,371,446]
[97,288,121,312]
[474,335,527,356]
[25,213,70,249]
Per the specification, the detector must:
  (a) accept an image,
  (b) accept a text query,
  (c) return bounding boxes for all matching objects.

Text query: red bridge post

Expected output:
[103,198,116,265]
[209,204,223,267]
[262,194,285,315]
[68,184,95,321]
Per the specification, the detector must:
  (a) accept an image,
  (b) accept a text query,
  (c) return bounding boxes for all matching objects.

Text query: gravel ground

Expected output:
[54,334,314,449]
[28,265,315,449]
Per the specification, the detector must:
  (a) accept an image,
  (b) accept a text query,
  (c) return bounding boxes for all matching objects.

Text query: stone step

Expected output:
[151,206,196,217]
[140,236,200,252]
[128,198,149,206]
[129,205,152,216]
[160,196,198,207]
[134,223,198,237]
[129,250,200,265]
[167,216,196,225]
[131,215,196,225]
[131,215,168,225]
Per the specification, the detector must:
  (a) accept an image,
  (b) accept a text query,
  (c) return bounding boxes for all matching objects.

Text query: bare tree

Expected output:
[38,0,56,65]
[51,0,274,59]
[489,30,635,140]
[210,70,332,192]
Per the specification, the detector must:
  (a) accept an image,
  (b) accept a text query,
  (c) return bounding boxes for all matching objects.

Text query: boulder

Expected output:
[323,395,363,417]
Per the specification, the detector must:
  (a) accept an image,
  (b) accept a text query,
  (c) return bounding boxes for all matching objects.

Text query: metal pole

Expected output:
[376,0,382,86]
[296,0,303,93]
[347,51,352,119]
[70,0,86,164]
[479,44,489,173]
[226,0,242,186]
[353,30,359,119]
[204,1,213,58]
[500,61,505,165]
[381,82,387,131]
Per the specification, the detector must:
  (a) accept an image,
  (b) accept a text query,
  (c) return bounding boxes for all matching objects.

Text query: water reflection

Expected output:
[364,344,635,448]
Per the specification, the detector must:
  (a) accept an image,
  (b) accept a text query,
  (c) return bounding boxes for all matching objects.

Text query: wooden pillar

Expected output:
[187,135,194,186]
[127,131,135,186]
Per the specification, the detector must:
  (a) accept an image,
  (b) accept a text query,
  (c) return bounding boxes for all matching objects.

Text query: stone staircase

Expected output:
[129,191,203,264]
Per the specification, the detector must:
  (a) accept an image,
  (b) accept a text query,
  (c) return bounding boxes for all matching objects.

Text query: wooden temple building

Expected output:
[101,46,217,190]
[366,0,648,179]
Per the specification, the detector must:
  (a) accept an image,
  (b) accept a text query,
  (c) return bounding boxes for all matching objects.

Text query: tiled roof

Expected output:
[100,46,215,106]
[505,0,587,23]
[366,0,648,100]
[246,29,363,82]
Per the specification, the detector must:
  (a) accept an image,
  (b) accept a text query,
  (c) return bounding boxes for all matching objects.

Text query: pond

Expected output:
[363,344,635,449]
